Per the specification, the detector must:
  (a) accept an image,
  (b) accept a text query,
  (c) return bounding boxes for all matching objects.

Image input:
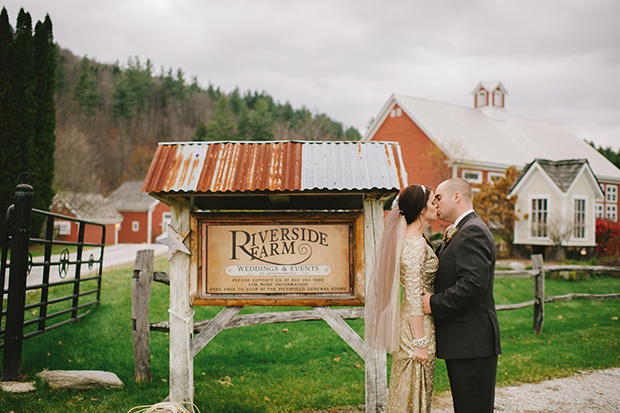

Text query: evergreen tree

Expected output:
[194,121,208,140]
[0,7,17,214]
[73,57,101,116]
[248,98,275,140]
[0,8,56,221]
[345,126,361,141]
[111,57,154,121]
[188,76,200,95]
[111,76,135,120]
[235,100,250,140]
[32,15,56,214]
[13,8,36,187]
[279,102,294,123]
[203,95,234,140]
[173,68,186,101]
[54,44,69,93]
[206,83,221,100]
[229,87,243,115]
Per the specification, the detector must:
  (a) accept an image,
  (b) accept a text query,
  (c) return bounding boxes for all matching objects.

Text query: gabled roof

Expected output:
[363,93,620,182]
[109,180,158,212]
[509,158,604,198]
[536,159,589,192]
[471,81,508,95]
[52,192,122,224]
[142,141,407,194]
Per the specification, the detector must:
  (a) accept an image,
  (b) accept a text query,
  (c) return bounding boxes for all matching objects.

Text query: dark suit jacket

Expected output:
[430,212,501,359]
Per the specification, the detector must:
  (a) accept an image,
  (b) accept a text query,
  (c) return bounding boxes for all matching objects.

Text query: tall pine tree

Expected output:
[0,7,56,221]
[14,9,36,186]
[0,8,17,215]
[32,15,56,214]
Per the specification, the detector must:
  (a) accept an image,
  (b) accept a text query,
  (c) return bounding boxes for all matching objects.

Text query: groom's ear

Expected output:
[453,191,461,203]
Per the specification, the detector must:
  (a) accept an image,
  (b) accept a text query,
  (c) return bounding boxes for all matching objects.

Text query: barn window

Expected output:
[595,203,604,219]
[132,221,140,232]
[463,170,482,184]
[606,185,617,202]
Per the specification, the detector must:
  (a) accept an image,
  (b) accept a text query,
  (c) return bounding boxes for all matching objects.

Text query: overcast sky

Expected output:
[4,0,620,149]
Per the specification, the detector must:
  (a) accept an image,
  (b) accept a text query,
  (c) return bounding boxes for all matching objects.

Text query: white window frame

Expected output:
[54,220,72,236]
[477,91,487,107]
[607,204,618,221]
[462,170,483,184]
[390,109,396,118]
[530,196,549,239]
[572,197,586,239]
[493,90,503,107]
[132,221,140,232]
[606,184,617,202]
[162,211,171,232]
[595,203,604,219]
[488,172,504,183]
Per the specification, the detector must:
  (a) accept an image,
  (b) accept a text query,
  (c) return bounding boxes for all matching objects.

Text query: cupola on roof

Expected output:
[472,80,508,110]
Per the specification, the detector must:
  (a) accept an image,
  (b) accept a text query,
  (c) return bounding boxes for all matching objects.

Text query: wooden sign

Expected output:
[190,212,364,306]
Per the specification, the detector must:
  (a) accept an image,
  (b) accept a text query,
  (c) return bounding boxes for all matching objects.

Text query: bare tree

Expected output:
[547,212,573,261]
[54,125,101,194]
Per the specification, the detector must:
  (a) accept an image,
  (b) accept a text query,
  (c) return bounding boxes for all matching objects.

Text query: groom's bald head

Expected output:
[434,178,474,223]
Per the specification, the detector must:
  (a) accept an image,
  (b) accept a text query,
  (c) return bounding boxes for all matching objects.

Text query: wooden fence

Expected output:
[132,251,620,382]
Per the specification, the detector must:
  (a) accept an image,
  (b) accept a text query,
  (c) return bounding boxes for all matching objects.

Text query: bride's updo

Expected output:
[398,184,432,225]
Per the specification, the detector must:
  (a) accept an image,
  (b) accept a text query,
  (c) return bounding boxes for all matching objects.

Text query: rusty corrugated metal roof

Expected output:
[142,141,407,194]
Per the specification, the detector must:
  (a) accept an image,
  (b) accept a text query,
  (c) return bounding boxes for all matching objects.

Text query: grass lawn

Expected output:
[1,257,619,412]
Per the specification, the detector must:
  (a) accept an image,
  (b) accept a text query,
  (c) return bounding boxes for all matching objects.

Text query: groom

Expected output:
[422,178,501,412]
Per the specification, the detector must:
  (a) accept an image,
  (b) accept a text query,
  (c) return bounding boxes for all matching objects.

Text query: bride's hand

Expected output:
[413,347,428,364]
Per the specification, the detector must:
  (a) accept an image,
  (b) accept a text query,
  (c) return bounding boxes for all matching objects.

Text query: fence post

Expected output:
[132,249,154,383]
[2,182,33,381]
[532,254,545,334]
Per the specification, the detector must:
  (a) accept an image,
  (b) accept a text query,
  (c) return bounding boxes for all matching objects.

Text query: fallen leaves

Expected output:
[217,376,233,386]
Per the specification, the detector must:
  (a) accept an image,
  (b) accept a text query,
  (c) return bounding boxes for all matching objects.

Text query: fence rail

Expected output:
[132,250,620,382]
[1,181,105,381]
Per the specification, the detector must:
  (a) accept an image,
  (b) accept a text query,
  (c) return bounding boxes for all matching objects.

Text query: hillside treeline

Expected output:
[55,49,361,195]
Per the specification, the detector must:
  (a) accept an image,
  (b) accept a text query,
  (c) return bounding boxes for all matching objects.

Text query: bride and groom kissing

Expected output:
[367,178,501,413]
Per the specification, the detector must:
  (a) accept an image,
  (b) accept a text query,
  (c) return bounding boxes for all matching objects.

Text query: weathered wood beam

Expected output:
[150,307,365,333]
[131,249,153,383]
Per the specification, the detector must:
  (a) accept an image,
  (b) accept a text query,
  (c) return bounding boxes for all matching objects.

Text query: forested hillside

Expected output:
[54,49,361,195]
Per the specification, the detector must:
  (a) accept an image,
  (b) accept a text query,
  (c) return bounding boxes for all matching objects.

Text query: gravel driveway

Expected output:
[432,368,620,412]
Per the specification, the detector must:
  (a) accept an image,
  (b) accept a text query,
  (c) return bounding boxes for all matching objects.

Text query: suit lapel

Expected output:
[436,212,478,255]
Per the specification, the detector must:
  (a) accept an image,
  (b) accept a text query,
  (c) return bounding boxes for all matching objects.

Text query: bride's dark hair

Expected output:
[398,184,432,224]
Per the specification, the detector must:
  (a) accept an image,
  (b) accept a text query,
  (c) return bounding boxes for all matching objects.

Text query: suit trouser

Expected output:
[445,355,498,413]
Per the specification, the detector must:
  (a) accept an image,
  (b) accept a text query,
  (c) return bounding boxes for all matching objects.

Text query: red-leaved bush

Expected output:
[595,218,620,258]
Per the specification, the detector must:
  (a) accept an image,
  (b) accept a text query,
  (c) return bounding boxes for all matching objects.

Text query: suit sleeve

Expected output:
[430,223,493,320]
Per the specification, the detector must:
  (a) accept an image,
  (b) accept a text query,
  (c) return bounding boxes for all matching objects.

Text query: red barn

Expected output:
[108,180,170,244]
[363,81,620,234]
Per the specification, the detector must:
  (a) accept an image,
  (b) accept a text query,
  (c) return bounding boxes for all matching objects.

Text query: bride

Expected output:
[366,184,439,412]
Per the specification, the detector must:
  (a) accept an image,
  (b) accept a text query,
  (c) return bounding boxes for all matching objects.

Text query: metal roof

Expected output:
[142,141,407,194]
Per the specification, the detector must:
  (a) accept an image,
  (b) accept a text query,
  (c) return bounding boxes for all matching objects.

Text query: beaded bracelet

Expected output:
[412,335,429,348]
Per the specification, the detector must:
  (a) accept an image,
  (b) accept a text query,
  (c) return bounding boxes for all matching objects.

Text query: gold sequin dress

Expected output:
[386,236,438,413]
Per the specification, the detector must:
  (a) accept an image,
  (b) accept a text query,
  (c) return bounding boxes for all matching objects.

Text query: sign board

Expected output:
[191,212,364,306]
